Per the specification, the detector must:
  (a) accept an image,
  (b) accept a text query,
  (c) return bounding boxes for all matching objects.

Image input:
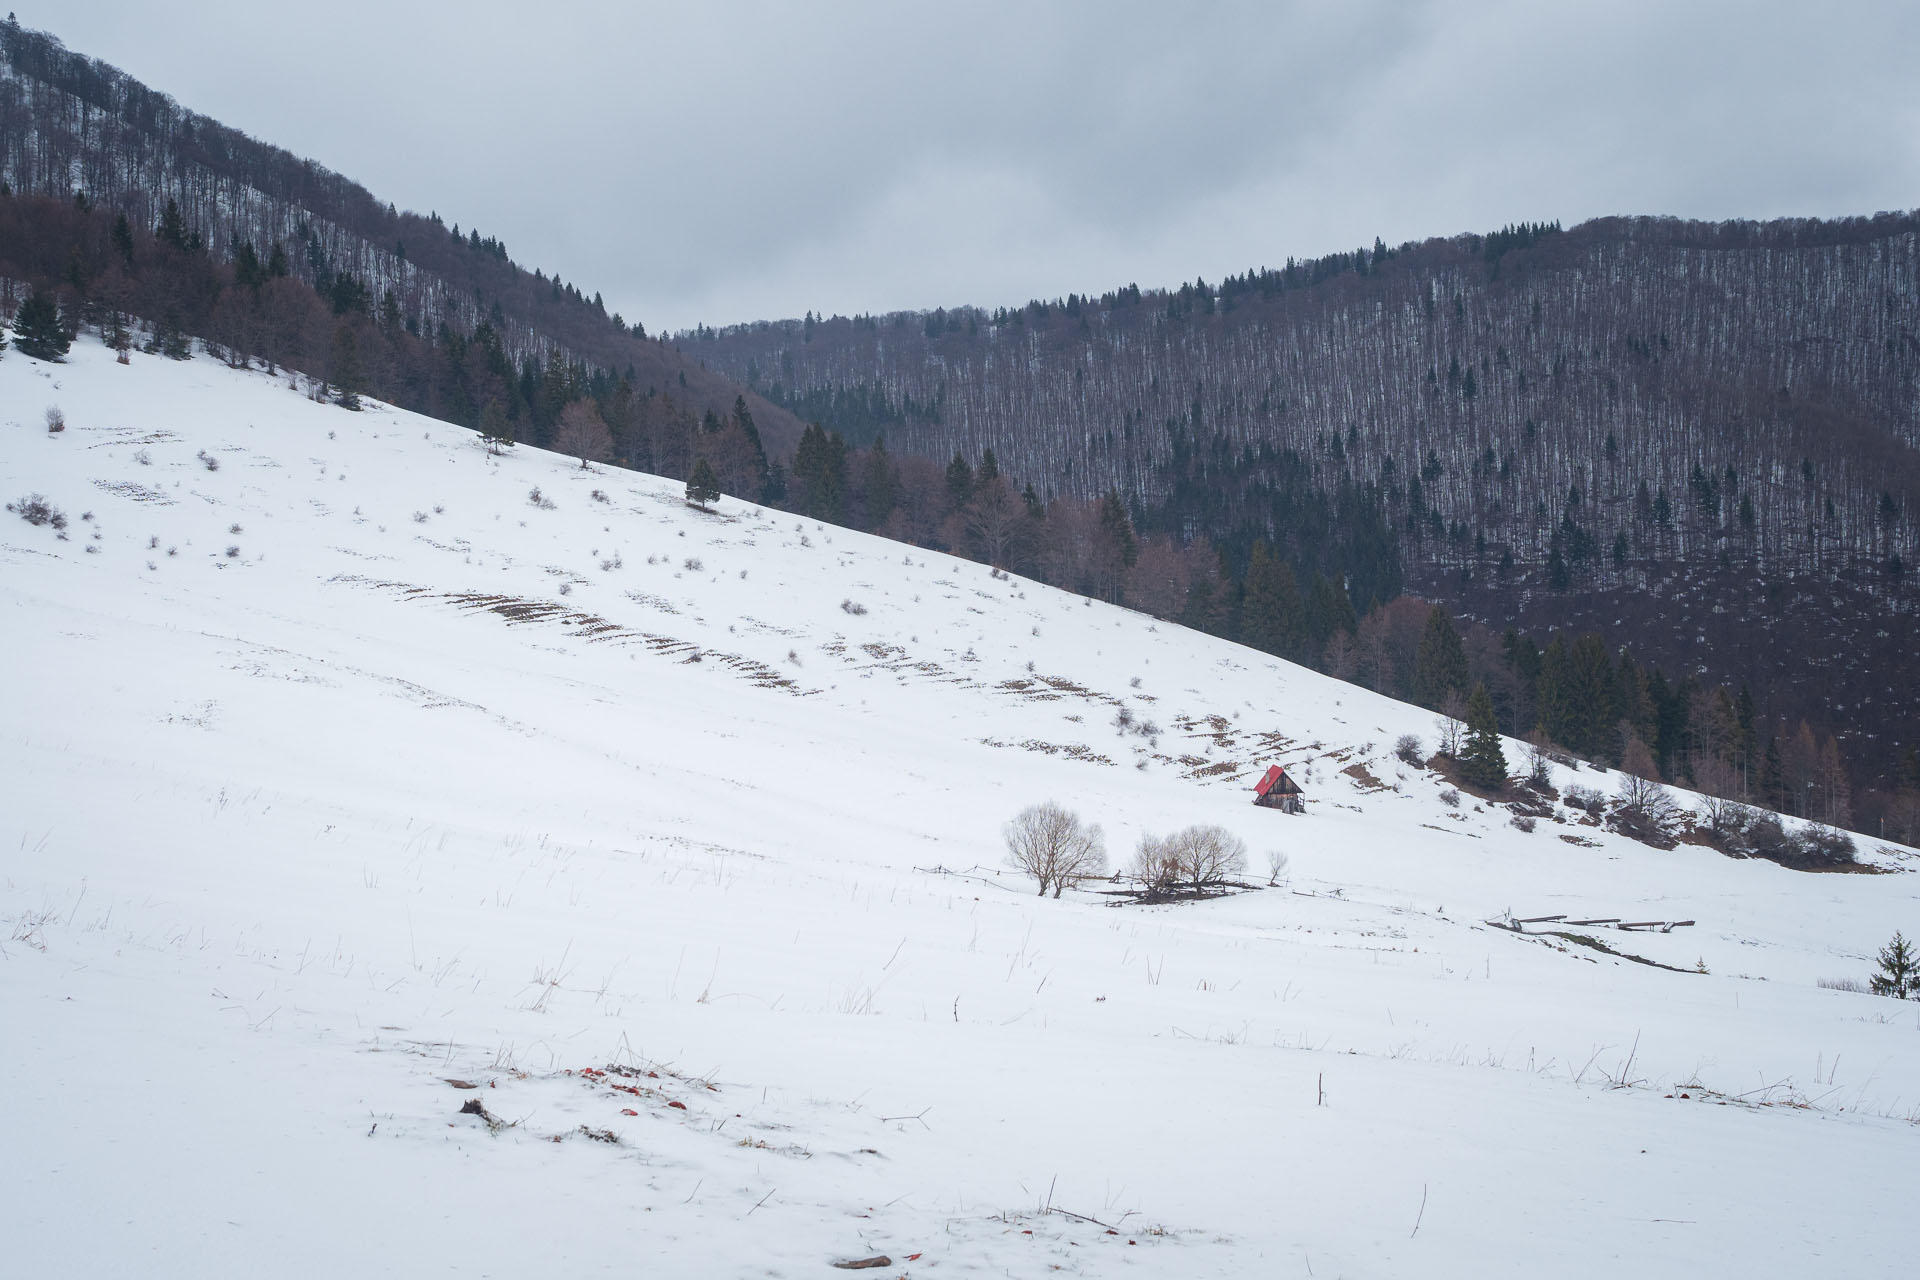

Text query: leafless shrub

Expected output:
[225,545,241,558]
[1438,787,1461,807]
[1510,814,1538,833]
[1003,802,1108,898]
[44,406,65,433]
[683,557,703,572]
[1394,734,1424,766]
[7,494,67,531]
[528,487,556,509]
[1817,976,1867,993]
[412,510,429,523]
[840,598,868,615]
[1610,737,1679,844]
[1563,785,1605,815]
[590,489,610,503]
[228,523,243,535]
[196,450,220,471]
[133,449,151,465]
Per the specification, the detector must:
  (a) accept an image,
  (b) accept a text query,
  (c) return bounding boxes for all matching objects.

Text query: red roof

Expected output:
[1255,765,1285,796]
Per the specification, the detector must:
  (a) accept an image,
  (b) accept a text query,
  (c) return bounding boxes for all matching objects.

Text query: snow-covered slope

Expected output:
[4,337,1917,1278]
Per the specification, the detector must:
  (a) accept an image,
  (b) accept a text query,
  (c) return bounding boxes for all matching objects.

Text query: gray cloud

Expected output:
[23,0,1920,331]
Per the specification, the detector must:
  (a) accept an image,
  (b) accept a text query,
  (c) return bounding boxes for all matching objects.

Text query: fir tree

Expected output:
[157,198,190,251]
[1457,682,1508,790]
[112,212,135,268]
[1240,542,1302,659]
[945,453,975,510]
[1870,931,1918,999]
[12,287,70,361]
[479,399,515,455]
[686,457,721,510]
[331,325,363,410]
[1413,605,1469,709]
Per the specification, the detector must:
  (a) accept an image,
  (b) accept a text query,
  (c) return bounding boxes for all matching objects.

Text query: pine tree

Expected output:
[861,435,897,529]
[331,324,363,410]
[157,198,190,252]
[1239,542,1302,658]
[1413,605,1469,709]
[686,457,721,509]
[112,212,135,268]
[1870,931,1918,999]
[1457,682,1509,790]
[12,287,70,361]
[479,399,515,455]
[945,453,975,511]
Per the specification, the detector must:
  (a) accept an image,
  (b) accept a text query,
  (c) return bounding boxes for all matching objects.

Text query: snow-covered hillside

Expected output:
[4,336,1917,1278]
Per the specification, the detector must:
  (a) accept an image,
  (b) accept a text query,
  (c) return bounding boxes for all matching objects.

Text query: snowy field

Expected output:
[4,335,1917,1278]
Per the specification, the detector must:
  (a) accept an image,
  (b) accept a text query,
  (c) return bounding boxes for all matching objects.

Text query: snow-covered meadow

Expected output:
[4,336,1917,1277]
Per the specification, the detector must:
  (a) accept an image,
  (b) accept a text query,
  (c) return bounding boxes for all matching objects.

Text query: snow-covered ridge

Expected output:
[4,335,1917,1278]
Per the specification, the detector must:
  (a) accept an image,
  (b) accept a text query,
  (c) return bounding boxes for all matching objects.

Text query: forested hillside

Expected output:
[0,17,800,455]
[694,215,1920,821]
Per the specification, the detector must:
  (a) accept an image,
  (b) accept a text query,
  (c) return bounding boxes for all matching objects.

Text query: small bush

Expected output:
[590,489,610,503]
[412,511,429,523]
[7,494,67,531]
[684,557,703,572]
[1438,787,1461,808]
[840,598,868,615]
[1511,814,1538,832]
[229,523,243,535]
[1563,785,1605,814]
[528,487,556,509]
[1395,734,1424,766]
[225,545,240,558]
[1816,976,1867,993]
[45,407,65,433]
[196,450,220,471]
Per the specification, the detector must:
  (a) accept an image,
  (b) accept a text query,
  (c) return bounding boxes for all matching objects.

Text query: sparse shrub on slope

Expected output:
[7,493,67,533]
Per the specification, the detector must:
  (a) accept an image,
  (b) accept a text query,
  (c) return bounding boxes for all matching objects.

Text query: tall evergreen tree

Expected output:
[861,435,898,529]
[11,287,69,361]
[1239,542,1302,658]
[1457,682,1509,790]
[156,198,190,251]
[1413,605,1469,709]
[331,324,363,410]
[945,453,975,511]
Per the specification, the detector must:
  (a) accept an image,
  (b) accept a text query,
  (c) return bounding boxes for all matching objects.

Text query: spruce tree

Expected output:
[12,288,70,361]
[686,457,721,509]
[1240,542,1302,658]
[331,325,363,410]
[1413,605,1469,709]
[1457,682,1508,790]
[479,399,514,455]
[1870,931,1918,999]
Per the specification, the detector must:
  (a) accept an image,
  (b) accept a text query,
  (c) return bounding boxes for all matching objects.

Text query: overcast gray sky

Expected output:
[22,1,1920,332]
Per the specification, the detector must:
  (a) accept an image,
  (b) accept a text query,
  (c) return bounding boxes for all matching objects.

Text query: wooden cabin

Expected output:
[1253,764,1305,813]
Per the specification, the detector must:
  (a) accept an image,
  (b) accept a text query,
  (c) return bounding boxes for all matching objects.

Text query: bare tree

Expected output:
[1265,848,1291,886]
[1612,735,1679,842]
[1003,802,1107,898]
[555,399,614,470]
[1165,824,1248,892]
[1128,833,1180,895]
[1434,693,1467,757]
